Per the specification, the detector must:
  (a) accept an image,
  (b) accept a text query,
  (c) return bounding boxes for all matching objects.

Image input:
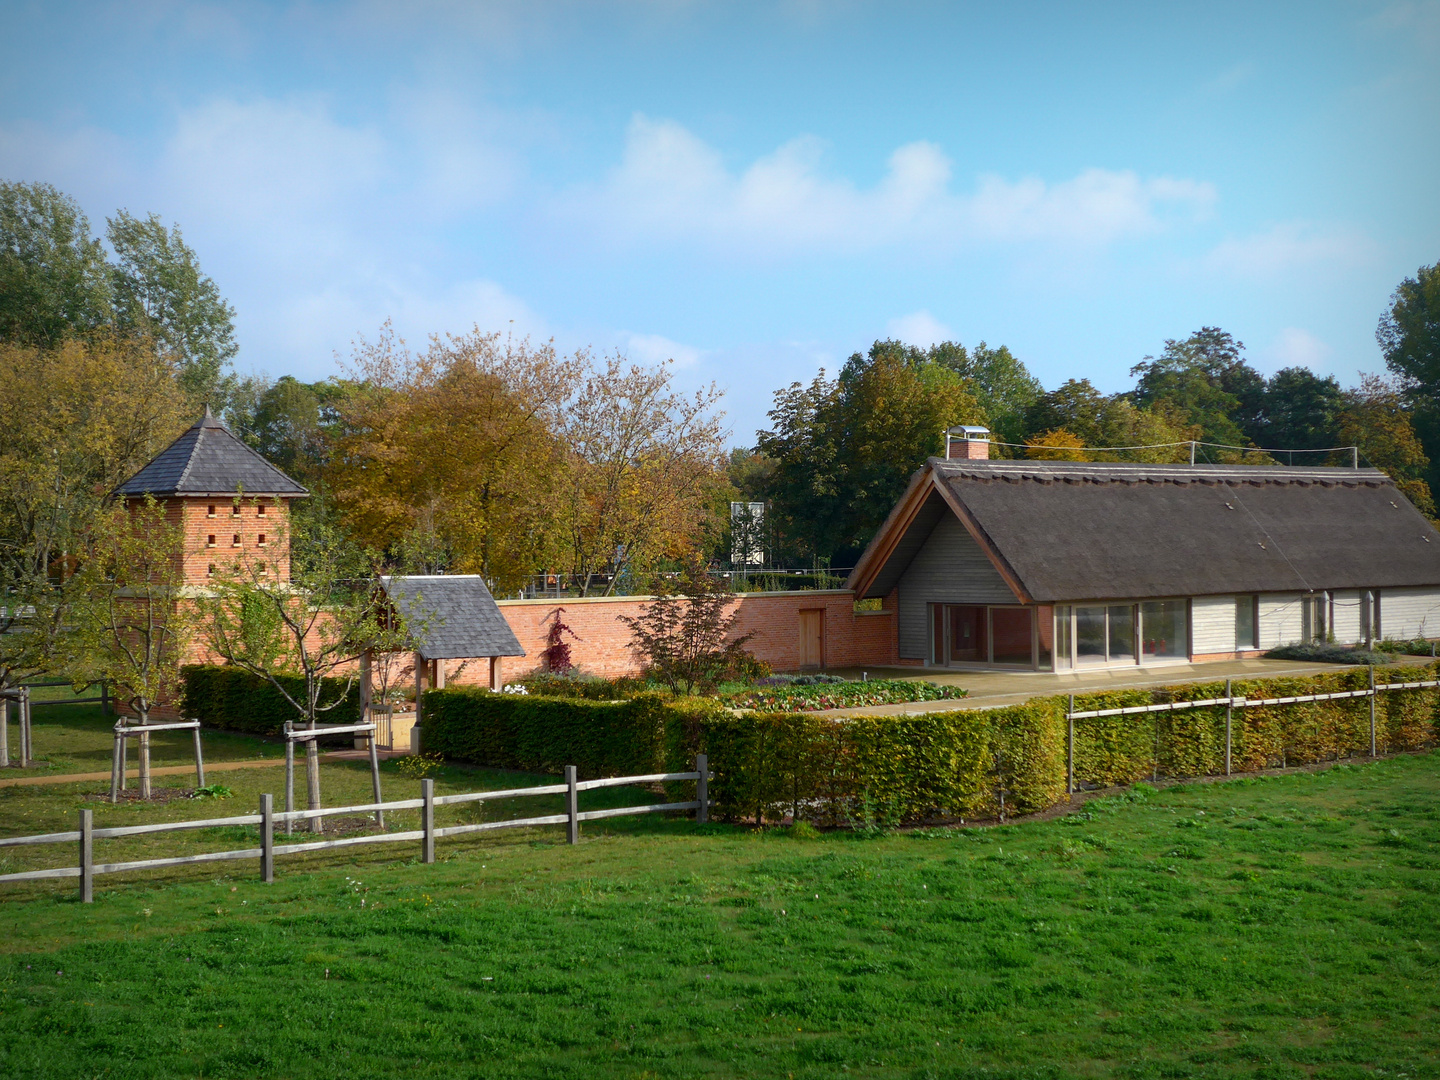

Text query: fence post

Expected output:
[421,778,435,864]
[192,724,206,789]
[696,753,708,823]
[1225,679,1233,777]
[20,687,31,768]
[260,793,274,884]
[109,724,123,802]
[1066,695,1075,799]
[79,808,93,904]
[1369,665,1377,758]
[565,765,579,845]
[284,725,295,837]
[1,697,8,768]
[368,726,384,830]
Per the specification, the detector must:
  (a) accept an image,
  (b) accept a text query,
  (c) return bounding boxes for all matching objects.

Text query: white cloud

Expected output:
[1262,328,1333,372]
[623,332,707,369]
[1202,222,1376,278]
[560,115,1216,256]
[885,310,952,348]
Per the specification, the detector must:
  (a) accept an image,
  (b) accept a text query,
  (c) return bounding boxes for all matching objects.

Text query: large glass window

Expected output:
[1108,605,1135,661]
[1076,606,1107,664]
[1141,600,1188,659]
[991,608,1034,665]
[1053,606,1072,670]
[1235,596,1258,649]
[948,605,986,663]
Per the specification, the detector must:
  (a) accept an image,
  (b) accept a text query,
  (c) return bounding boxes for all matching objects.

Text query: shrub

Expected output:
[1264,642,1392,664]
[725,678,967,713]
[181,665,360,735]
[1374,637,1439,656]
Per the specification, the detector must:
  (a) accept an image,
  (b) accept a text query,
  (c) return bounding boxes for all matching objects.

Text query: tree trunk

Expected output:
[137,705,151,800]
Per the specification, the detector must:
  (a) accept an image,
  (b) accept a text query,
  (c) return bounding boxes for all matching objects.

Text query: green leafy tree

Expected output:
[1337,374,1436,517]
[1379,262,1440,492]
[0,181,112,347]
[1262,368,1343,459]
[1130,327,1255,448]
[931,340,1042,445]
[107,210,237,404]
[756,340,982,565]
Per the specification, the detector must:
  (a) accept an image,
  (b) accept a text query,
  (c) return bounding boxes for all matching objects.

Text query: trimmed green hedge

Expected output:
[420,688,722,780]
[181,665,361,735]
[697,665,1440,826]
[417,666,1440,828]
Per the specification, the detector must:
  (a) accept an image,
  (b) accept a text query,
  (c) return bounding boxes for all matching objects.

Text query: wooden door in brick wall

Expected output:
[798,609,825,669]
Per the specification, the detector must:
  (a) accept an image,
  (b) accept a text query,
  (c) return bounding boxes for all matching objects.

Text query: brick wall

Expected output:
[150,495,293,586]
[497,589,899,678]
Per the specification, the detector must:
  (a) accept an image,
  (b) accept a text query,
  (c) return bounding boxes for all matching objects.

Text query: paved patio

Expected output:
[819,655,1432,718]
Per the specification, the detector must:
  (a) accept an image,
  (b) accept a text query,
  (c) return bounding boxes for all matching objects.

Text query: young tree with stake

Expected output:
[199,514,393,832]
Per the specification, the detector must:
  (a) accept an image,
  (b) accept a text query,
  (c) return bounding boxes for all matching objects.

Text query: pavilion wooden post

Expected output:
[413,650,427,752]
[433,658,445,690]
[489,656,503,692]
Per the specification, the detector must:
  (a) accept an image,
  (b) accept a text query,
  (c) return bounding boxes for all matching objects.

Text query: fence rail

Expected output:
[1062,668,1431,794]
[0,755,711,902]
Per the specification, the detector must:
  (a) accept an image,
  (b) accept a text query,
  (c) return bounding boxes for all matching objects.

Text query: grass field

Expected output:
[0,709,1437,1078]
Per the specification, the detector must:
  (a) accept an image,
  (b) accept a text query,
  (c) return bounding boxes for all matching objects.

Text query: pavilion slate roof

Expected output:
[114,407,309,499]
[850,458,1440,603]
[378,575,526,660]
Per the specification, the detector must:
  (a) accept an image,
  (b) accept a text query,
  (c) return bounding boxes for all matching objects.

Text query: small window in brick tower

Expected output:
[257,533,267,547]
[207,563,216,577]
[231,504,241,516]
[207,505,216,518]
[207,534,216,547]
[231,533,241,547]
[257,503,266,516]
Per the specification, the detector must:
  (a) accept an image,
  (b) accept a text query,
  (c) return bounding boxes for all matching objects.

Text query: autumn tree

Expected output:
[331,324,581,593]
[0,336,192,699]
[1025,429,1088,461]
[558,356,728,595]
[1337,374,1436,517]
[1379,262,1440,492]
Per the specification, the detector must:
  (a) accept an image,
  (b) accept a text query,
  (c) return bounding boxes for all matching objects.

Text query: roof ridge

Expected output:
[172,425,203,492]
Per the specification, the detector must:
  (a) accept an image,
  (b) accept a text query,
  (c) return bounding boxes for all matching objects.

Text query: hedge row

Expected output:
[696,664,1440,825]
[181,665,361,735]
[420,688,719,780]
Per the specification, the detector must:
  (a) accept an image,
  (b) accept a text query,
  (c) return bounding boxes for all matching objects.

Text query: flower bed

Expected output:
[724,678,967,713]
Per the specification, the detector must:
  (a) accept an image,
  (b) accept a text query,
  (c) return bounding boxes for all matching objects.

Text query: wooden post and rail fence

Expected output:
[1061,667,1436,797]
[0,755,712,902]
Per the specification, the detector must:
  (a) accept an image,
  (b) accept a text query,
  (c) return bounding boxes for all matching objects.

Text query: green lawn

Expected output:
[0,714,1436,1078]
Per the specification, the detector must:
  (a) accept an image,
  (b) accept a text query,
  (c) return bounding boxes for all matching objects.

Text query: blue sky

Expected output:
[3,1,1437,444]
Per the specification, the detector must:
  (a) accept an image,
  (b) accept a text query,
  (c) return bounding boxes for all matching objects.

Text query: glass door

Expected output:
[948,605,987,663]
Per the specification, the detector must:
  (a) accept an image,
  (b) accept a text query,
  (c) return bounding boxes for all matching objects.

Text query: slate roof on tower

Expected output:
[114,407,309,498]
